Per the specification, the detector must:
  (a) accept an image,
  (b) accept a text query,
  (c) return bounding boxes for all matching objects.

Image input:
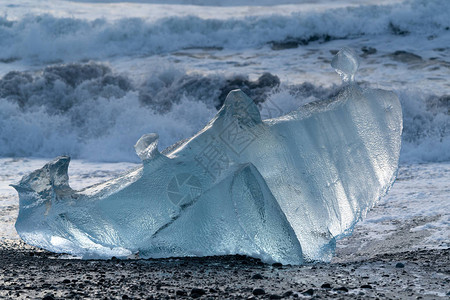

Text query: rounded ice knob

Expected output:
[331,47,359,83]
[134,133,160,161]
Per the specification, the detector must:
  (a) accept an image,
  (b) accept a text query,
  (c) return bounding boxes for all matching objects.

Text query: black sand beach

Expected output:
[0,239,448,299]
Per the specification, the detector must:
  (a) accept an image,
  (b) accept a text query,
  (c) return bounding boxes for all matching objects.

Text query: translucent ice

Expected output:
[331,47,359,83]
[12,49,402,264]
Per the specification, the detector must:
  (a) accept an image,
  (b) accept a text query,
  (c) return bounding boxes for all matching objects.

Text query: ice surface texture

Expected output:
[12,49,402,264]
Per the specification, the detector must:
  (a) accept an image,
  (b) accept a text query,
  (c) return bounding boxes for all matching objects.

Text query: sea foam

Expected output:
[0,62,448,163]
[0,0,449,63]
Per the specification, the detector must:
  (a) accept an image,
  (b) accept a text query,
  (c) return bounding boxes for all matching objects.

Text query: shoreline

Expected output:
[0,239,448,299]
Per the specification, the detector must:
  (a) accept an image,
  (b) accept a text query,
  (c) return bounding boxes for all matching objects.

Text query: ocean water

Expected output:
[0,0,448,163]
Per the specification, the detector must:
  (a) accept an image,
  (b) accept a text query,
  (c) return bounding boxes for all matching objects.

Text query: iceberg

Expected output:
[12,48,402,264]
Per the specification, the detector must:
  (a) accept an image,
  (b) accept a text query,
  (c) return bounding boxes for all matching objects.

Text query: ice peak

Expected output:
[222,89,262,125]
[134,133,160,161]
[331,47,359,83]
[11,156,72,199]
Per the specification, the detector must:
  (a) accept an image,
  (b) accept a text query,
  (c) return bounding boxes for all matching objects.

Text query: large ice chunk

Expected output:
[12,49,402,264]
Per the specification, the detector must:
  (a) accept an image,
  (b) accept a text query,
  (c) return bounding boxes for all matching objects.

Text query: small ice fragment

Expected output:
[134,133,160,161]
[331,47,359,83]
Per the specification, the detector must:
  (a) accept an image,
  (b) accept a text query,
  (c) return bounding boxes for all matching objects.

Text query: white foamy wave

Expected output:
[0,92,217,162]
[0,62,447,163]
[0,0,448,63]
[0,62,279,162]
[398,91,450,163]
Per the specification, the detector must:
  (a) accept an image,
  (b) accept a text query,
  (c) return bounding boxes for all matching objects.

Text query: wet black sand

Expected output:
[0,240,448,299]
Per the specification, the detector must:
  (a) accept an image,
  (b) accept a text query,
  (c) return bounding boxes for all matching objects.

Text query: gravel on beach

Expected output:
[0,239,448,299]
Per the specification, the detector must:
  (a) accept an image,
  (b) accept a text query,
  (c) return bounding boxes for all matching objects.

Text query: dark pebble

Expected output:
[361,284,372,289]
[42,295,55,300]
[62,279,71,284]
[253,288,266,296]
[321,283,332,289]
[122,295,130,300]
[269,294,282,299]
[396,262,405,268]
[283,291,293,297]
[334,286,349,292]
[176,290,187,296]
[302,288,314,296]
[251,273,263,280]
[272,262,282,268]
[190,288,206,298]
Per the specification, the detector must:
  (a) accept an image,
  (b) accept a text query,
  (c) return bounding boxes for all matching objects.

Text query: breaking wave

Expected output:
[0,62,284,162]
[0,62,448,163]
[0,0,449,63]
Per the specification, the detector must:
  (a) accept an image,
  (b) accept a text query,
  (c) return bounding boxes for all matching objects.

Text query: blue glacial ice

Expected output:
[12,49,402,264]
